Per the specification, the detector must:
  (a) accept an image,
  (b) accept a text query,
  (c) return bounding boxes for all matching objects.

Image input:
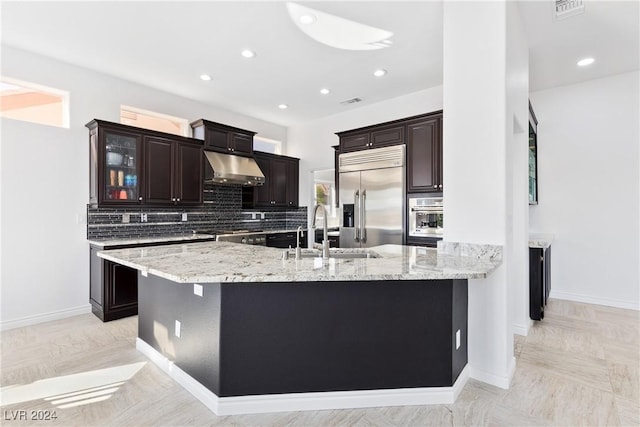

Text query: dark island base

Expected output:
[138,274,468,398]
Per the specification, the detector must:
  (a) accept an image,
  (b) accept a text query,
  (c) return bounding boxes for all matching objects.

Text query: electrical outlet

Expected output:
[193,284,203,297]
[182,213,188,222]
[75,213,86,225]
[260,212,266,220]
[456,329,461,350]
[141,213,148,222]
[122,213,130,224]
[251,212,257,220]
[175,320,181,338]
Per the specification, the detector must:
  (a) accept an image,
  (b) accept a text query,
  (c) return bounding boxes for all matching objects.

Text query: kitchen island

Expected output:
[98,241,501,415]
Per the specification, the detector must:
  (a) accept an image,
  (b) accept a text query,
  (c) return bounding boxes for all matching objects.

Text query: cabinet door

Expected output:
[230,132,253,154]
[407,117,440,193]
[175,142,203,204]
[253,154,272,206]
[100,128,143,204]
[370,125,404,148]
[270,157,288,206]
[144,136,174,204]
[340,132,369,152]
[286,158,299,207]
[204,127,229,151]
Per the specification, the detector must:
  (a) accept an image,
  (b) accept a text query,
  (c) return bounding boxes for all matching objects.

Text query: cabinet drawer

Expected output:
[370,125,404,147]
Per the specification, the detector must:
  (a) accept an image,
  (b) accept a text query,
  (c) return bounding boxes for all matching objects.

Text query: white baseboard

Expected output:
[512,320,532,336]
[550,290,640,311]
[468,356,516,390]
[136,338,470,415]
[0,304,92,331]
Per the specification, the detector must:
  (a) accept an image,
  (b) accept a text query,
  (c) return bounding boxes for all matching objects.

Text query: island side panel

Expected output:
[218,280,464,397]
[137,273,221,395]
[451,279,468,382]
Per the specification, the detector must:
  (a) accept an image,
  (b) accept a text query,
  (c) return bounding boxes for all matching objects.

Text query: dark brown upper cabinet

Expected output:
[86,119,203,206]
[406,112,443,193]
[337,124,404,153]
[243,151,299,208]
[190,119,256,155]
[144,136,203,205]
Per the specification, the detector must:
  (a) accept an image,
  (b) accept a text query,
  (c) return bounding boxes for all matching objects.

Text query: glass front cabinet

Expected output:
[88,120,143,205]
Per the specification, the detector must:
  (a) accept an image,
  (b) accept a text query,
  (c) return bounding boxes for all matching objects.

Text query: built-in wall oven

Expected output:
[407,196,443,248]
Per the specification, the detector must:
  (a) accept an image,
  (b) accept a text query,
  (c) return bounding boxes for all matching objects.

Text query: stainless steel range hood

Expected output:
[204,151,265,186]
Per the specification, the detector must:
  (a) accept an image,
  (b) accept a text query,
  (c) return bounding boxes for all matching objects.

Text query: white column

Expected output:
[443,0,528,388]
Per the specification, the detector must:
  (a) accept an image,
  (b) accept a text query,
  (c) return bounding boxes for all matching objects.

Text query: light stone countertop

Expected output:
[88,229,311,248]
[88,234,215,249]
[529,233,554,249]
[97,241,502,284]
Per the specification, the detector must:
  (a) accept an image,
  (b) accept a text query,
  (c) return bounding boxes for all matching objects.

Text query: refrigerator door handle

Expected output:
[354,190,360,242]
[361,189,367,243]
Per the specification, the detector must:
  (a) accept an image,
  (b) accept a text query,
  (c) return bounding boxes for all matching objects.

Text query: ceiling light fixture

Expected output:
[278,104,288,109]
[200,74,212,81]
[577,57,594,67]
[320,88,331,95]
[287,2,393,51]
[373,69,387,77]
[299,14,316,24]
[241,49,256,58]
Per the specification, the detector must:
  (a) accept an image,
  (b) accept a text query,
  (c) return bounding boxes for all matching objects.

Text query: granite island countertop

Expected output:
[97,241,502,284]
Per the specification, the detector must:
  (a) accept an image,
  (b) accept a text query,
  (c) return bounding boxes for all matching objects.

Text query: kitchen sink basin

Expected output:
[282,248,380,260]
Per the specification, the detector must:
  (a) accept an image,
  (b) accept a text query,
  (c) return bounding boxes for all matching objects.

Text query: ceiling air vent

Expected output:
[340,97,363,106]
[555,0,584,20]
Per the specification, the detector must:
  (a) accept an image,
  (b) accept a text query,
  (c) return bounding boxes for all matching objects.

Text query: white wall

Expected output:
[0,46,287,329]
[530,71,640,310]
[506,2,531,336]
[287,86,443,209]
[443,1,530,389]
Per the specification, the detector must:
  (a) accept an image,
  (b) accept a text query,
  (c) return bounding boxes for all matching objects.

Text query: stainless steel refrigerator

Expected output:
[339,145,405,248]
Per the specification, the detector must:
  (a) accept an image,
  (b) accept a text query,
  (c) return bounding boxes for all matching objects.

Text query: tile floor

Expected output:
[1,298,638,426]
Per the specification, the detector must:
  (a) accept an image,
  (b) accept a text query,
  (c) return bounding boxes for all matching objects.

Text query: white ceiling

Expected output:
[1,1,638,127]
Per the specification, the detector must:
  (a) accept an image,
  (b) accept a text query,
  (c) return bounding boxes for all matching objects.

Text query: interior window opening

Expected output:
[0,77,69,128]
[120,105,189,136]
[253,136,282,155]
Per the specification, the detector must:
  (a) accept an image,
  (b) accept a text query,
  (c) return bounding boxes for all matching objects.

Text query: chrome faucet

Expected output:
[295,226,304,260]
[312,204,330,259]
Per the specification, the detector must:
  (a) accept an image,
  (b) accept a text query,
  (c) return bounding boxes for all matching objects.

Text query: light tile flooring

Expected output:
[1,299,638,426]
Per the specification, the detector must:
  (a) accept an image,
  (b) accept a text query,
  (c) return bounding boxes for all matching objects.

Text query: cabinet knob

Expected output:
[177,198,181,202]
[439,185,443,189]
[228,147,232,151]
[433,185,438,188]
[138,196,143,201]
[172,197,176,202]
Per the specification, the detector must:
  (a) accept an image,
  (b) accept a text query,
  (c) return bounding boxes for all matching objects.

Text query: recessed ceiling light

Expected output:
[278,104,288,109]
[241,49,256,58]
[200,74,212,81]
[320,88,331,95]
[373,69,387,77]
[299,14,316,25]
[577,57,594,67]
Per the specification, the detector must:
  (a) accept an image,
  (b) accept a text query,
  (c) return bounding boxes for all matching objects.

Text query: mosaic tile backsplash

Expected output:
[87,183,308,240]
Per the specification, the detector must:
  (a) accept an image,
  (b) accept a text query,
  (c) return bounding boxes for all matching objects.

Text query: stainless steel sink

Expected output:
[282,249,380,260]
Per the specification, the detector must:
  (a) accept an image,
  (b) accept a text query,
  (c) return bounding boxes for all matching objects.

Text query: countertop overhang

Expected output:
[97,241,502,284]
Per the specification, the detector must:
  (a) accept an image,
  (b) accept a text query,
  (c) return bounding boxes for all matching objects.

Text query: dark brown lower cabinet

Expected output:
[530,246,551,321]
[90,245,138,321]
